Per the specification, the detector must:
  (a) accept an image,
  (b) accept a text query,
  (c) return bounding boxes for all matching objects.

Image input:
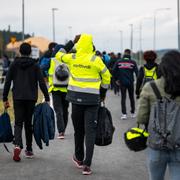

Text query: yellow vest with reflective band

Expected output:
[55,52,111,94]
[48,58,67,93]
[144,66,157,80]
[126,127,149,140]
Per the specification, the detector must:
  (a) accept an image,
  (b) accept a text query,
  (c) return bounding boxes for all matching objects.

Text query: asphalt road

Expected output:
[0,90,168,180]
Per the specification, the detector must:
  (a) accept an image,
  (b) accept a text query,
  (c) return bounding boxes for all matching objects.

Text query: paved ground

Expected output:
[0,90,168,180]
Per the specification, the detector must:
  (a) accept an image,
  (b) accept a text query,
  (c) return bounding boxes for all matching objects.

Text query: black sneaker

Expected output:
[72,155,83,169]
[82,165,92,175]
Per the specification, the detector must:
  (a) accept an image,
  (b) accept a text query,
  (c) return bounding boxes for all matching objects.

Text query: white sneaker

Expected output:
[131,113,136,118]
[121,114,127,120]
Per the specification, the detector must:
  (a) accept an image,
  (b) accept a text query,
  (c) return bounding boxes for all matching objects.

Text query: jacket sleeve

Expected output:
[133,61,138,77]
[36,65,50,101]
[136,83,151,125]
[96,57,111,89]
[135,66,144,96]
[3,63,14,101]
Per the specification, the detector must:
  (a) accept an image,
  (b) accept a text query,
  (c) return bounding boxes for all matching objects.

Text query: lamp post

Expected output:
[119,30,123,53]
[178,0,180,50]
[129,24,133,51]
[22,0,25,41]
[153,8,170,50]
[68,26,72,40]
[52,8,58,42]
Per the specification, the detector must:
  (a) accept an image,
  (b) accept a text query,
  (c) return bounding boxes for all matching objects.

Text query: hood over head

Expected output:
[75,34,94,54]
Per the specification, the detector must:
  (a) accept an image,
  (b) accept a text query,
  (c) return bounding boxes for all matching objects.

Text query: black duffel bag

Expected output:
[95,104,115,146]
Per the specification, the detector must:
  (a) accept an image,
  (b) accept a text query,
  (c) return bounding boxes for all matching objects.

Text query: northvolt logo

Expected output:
[73,64,91,69]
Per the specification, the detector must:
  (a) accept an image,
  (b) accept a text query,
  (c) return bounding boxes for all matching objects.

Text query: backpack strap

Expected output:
[150,81,162,100]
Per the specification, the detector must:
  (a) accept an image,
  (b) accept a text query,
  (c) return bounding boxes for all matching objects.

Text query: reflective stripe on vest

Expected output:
[72,54,76,59]
[101,84,109,89]
[68,85,99,94]
[71,74,101,82]
[101,67,108,74]
[90,55,96,61]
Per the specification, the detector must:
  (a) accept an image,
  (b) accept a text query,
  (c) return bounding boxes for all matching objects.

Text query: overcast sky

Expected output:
[0,0,178,52]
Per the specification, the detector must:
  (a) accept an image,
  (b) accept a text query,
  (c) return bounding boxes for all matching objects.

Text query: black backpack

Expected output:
[95,105,115,146]
[0,112,13,143]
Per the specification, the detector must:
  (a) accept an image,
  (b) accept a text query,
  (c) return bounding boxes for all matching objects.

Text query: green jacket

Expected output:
[137,77,180,125]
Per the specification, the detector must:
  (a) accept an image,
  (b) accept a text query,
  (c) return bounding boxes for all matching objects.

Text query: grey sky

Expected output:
[0,0,177,52]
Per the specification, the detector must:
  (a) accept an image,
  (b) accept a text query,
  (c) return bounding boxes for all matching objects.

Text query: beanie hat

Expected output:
[19,43,32,55]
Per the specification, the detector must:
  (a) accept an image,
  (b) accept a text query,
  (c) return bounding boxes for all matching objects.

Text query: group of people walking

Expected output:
[2,33,180,179]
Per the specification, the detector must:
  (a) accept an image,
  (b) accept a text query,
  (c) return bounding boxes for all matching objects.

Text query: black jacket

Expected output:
[112,55,138,87]
[3,57,49,102]
[135,62,160,96]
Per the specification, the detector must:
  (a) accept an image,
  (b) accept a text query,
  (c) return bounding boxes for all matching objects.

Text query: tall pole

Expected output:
[119,30,123,53]
[139,22,142,64]
[52,8,58,42]
[153,8,171,50]
[178,0,180,50]
[129,24,133,51]
[22,0,25,41]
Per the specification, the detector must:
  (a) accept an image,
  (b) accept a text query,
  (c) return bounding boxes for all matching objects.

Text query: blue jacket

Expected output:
[33,103,55,149]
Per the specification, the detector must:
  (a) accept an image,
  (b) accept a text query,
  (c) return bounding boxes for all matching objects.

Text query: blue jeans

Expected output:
[147,147,180,180]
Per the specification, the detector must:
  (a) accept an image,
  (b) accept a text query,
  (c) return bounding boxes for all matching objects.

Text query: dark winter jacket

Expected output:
[112,55,138,87]
[3,56,49,102]
[136,62,160,96]
[33,103,55,149]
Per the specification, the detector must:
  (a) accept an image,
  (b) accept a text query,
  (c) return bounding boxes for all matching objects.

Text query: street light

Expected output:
[153,8,171,50]
[177,0,180,50]
[119,30,123,53]
[22,0,25,41]
[52,8,58,42]
[129,24,133,51]
[68,26,72,40]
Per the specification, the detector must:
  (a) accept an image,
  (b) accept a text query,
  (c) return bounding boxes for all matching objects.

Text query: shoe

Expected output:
[131,113,136,118]
[13,146,21,162]
[82,165,92,175]
[72,155,83,169]
[57,132,65,139]
[121,114,127,120]
[25,149,34,158]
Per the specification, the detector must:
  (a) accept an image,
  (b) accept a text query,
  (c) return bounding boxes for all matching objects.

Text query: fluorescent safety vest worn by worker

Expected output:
[48,57,68,93]
[55,34,111,105]
[142,66,157,85]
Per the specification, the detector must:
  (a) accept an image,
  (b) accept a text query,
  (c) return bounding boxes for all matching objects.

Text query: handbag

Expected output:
[124,124,149,152]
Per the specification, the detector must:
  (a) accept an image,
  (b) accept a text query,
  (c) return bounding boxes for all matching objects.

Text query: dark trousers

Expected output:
[120,84,135,114]
[52,91,69,133]
[71,104,98,167]
[13,100,35,150]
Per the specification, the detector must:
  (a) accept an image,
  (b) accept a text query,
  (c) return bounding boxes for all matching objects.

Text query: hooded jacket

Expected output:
[55,34,111,105]
[3,57,49,102]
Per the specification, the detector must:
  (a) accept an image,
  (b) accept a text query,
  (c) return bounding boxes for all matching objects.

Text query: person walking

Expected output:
[136,50,160,99]
[55,34,111,175]
[113,49,138,119]
[3,42,50,162]
[137,50,180,180]
[48,45,69,139]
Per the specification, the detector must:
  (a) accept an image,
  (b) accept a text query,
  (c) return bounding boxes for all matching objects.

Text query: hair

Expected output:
[19,42,31,55]
[143,50,157,62]
[48,42,57,51]
[124,49,131,55]
[160,50,180,96]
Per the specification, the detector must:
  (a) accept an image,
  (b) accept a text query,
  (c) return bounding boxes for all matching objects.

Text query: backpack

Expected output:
[148,81,180,150]
[52,58,69,87]
[0,112,13,143]
[39,57,51,77]
[95,105,115,146]
[142,66,157,86]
